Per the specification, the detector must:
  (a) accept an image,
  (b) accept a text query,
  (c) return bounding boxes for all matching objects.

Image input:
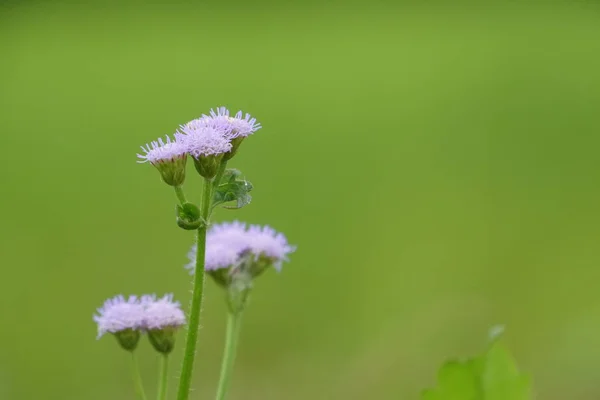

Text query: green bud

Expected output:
[223,137,245,161]
[113,328,141,352]
[153,155,187,186]
[192,154,224,179]
[176,203,203,230]
[148,327,179,354]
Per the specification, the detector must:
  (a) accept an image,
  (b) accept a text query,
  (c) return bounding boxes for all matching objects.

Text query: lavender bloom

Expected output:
[186,221,250,272]
[246,225,296,271]
[142,293,186,330]
[202,106,262,139]
[176,123,232,178]
[93,295,145,339]
[186,221,296,275]
[142,293,186,354]
[137,135,186,164]
[137,135,187,186]
[176,124,232,158]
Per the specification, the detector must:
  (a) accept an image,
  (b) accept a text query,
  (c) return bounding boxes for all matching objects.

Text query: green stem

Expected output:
[174,186,187,205]
[157,354,169,400]
[215,311,244,400]
[212,160,229,190]
[176,178,213,400]
[131,352,148,400]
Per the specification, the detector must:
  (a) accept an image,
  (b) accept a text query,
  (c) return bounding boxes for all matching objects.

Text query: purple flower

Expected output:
[176,123,232,158]
[137,135,187,164]
[246,225,296,271]
[93,295,145,339]
[141,293,186,330]
[137,135,188,186]
[186,221,296,274]
[202,106,262,139]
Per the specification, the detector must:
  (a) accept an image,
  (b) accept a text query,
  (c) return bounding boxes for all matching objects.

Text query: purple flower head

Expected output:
[93,295,145,339]
[186,221,296,275]
[202,107,262,139]
[137,135,186,164]
[186,221,250,273]
[176,123,232,158]
[246,225,297,271]
[137,135,188,186]
[141,293,186,330]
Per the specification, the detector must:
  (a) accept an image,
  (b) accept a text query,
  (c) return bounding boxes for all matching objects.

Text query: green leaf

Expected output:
[212,168,253,210]
[482,343,531,400]
[421,329,531,400]
[422,360,481,400]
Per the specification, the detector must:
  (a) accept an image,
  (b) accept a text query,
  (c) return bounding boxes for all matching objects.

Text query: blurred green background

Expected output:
[2,1,600,399]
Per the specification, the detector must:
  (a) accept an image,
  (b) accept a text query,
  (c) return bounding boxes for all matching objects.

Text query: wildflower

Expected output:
[176,124,232,179]
[245,225,296,272]
[142,294,186,354]
[93,295,145,351]
[203,107,261,139]
[137,135,187,186]
[201,107,261,160]
[186,221,296,284]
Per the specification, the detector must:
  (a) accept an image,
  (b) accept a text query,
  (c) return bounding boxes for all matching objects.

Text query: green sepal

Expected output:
[208,268,230,288]
[113,328,141,352]
[247,254,275,278]
[148,327,179,354]
[152,155,187,187]
[192,154,223,179]
[176,202,203,230]
[212,168,253,210]
[223,136,245,161]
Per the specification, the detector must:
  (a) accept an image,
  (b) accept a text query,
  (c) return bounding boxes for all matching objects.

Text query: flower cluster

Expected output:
[99,105,296,400]
[186,222,296,282]
[94,294,185,353]
[137,106,261,182]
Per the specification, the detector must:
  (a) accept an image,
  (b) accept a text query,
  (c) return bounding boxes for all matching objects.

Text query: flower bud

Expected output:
[114,328,141,352]
[141,294,186,354]
[148,327,178,354]
[137,136,187,186]
[192,153,224,180]
[185,222,296,313]
[201,107,261,161]
[94,295,145,352]
[175,123,232,179]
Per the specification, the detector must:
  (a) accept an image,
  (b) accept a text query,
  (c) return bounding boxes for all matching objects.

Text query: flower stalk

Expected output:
[131,352,148,400]
[176,177,214,400]
[215,311,244,400]
[174,186,187,205]
[157,354,169,400]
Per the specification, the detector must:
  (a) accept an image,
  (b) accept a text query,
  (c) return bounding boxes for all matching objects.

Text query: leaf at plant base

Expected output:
[421,329,532,400]
[212,169,253,209]
[482,342,531,400]
[421,360,481,400]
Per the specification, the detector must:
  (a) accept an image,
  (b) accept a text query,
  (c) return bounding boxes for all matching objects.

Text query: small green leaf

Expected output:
[422,360,480,400]
[482,342,531,400]
[176,202,203,230]
[212,169,253,210]
[421,329,531,400]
